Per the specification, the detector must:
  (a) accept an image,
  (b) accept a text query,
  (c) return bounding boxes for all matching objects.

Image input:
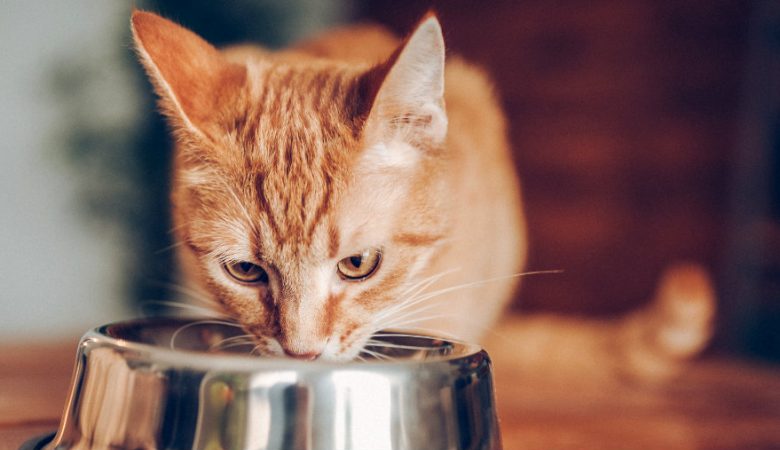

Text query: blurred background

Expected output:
[0,0,777,363]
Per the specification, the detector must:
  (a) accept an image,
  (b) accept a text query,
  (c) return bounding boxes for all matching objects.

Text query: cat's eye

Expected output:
[337,248,382,281]
[223,261,269,284]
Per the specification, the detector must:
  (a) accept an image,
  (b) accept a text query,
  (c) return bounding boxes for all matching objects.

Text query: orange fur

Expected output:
[131,11,714,380]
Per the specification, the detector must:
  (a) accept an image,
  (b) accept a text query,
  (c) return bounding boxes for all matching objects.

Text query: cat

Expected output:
[131,10,714,382]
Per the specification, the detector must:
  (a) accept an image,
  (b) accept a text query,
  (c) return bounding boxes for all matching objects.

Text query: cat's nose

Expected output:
[283,348,322,361]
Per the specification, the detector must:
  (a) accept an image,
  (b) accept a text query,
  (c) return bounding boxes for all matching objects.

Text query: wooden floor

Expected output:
[1,340,778,450]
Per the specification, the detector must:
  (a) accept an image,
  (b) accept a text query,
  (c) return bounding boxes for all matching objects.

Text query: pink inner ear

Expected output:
[131,11,247,133]
[359,15,447,146]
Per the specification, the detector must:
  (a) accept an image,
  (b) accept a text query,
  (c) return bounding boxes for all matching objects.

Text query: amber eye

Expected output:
[223,261,269,284]
[337,248,382,281]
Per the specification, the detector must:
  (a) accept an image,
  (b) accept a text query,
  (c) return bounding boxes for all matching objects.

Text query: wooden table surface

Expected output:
[1,340,779,450]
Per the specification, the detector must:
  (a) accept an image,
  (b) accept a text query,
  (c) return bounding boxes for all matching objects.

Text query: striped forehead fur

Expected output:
[180,60,375,263]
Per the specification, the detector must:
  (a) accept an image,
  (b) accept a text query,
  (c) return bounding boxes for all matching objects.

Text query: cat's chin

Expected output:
[246,336,365,362]
[308,343,366,362]
[254,349,362,363]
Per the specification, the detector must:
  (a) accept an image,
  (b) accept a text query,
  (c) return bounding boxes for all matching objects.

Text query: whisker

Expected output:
[139,300,227,318]
[365,340,442,351]
[216,334,255,343]
[167,222,188,235]
[213,340,257,351]
[359,348,393,361]
[382,313,461,329]
[399,268,461,298]
[374,269,461,322]
[371,332,436,339]
[148,280,218,308]
[251,342,272,356]
[378,327,463,341]
[370,331,469,344]
[377,270,561,326]
[375,299,453,325]
[371,292,449,323]
[209,334,255,350]
[226,185,260,237]
[169,319,243,350]
[197,320,244,327]
[373,273,564,346]
[409,270,563,306]
[154,241,185,255]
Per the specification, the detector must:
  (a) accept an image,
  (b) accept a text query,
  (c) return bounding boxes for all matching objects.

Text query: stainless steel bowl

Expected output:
[45,317,501,450]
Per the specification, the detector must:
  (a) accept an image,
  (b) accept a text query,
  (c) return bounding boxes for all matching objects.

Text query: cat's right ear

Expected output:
[131,11,246,139]
[359,13,448,149]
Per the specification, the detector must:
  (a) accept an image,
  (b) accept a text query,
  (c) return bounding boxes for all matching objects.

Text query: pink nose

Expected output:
[283,349,321,361]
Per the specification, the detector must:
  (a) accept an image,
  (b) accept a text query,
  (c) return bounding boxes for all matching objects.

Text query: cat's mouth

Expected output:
[191,324,457,362]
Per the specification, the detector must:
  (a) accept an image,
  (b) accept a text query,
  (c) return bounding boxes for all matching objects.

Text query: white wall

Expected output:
[0,1,133,340]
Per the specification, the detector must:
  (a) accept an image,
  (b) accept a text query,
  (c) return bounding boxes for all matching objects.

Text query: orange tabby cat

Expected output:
[131,11,713,381]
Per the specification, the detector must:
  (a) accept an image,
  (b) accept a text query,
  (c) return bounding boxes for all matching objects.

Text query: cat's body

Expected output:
[132,11,713,381]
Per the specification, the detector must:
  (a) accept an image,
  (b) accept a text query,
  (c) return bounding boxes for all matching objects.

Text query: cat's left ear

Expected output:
[131,10,246,140]
[362,13,447,148]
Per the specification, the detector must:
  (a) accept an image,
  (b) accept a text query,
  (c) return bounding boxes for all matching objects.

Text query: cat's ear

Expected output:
[362,13,447,148]
[131,10,246,139]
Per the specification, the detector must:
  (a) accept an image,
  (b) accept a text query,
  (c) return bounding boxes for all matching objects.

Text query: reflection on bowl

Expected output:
[45,317,501,450]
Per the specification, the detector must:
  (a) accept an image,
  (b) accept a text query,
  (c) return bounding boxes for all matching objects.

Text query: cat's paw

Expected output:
[652,263,716,359]
[619,263,716,382]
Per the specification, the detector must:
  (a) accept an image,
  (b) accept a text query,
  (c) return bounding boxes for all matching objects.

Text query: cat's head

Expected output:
[131,11,449,360]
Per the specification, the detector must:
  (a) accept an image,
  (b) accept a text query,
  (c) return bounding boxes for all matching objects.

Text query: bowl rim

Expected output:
[81,317,487,373]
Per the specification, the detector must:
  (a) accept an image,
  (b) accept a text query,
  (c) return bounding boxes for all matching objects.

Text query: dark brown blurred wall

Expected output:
[358,1,752,316]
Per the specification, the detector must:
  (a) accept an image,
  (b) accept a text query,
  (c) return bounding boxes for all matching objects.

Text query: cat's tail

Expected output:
[484,263,716,385]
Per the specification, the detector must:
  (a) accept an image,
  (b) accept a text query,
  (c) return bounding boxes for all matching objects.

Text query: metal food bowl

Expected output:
[39,317,501,450]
